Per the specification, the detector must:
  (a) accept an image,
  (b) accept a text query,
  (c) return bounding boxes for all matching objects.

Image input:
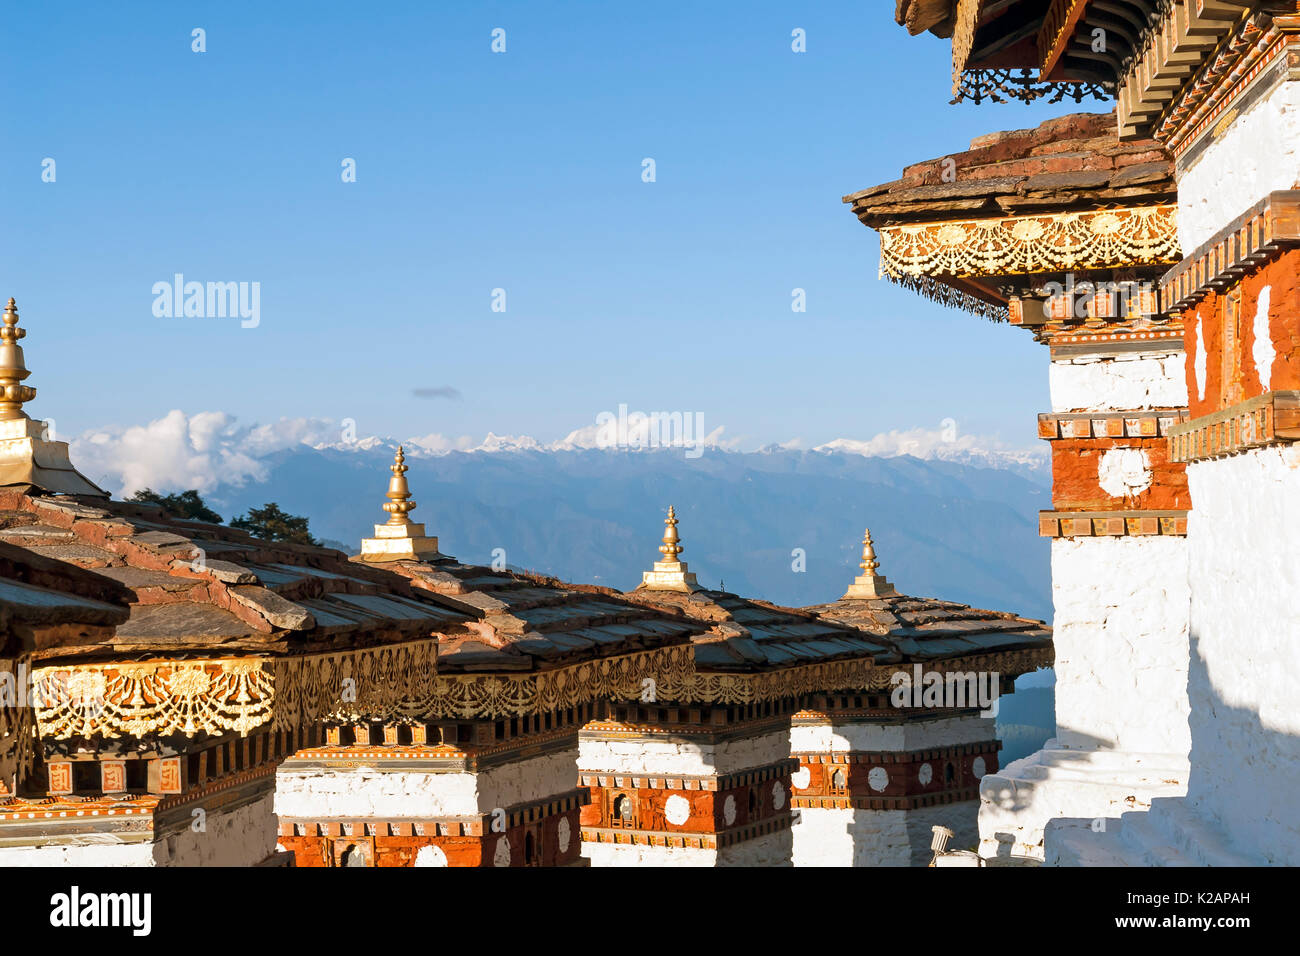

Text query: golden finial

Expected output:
[843,526,898,600]
[659,505,684,562]
[358,443,444,562]
[382,445,415,525]
[859,528,879,575]
[0,298,37,421]
[637,504,701,592]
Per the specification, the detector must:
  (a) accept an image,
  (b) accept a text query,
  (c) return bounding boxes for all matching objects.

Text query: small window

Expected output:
[613,793,633,827]
[340,843,370,867]
[831,768,847,790]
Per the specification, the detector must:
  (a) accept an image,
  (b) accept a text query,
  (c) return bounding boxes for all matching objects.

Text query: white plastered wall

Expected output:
[1051,536,1191,754]
[1182,446,1300,864]
[1178,79,1300,252]
[583,827,794,867]
[789,714,991,867]
[578,728,790,777]
[275,749,577,819]
[790,714,994,754]
[1049,351,1187,412]
[793,803,978,867]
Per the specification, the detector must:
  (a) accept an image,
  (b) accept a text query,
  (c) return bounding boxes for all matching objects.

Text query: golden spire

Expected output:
[843,526,898,600]
[383,445,416,525]
[0,299,37,421]
[0,297,108,496]
[357,444,444,562]
[859,528,879,575]
[638,504,701,592]
[659,504,683,561]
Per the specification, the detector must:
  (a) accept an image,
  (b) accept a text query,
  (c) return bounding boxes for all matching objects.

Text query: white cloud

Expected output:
[71,410,340,497]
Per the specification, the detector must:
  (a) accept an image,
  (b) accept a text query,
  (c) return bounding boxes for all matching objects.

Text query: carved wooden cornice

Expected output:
[1161,191,1300,313]
[1038,408,1189,439]
[1039,508,1189,537]
[879,205,1180,280]
[1168,390,1300,462]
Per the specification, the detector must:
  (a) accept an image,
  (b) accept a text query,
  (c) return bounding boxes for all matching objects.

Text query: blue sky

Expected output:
[3,1,1086,451]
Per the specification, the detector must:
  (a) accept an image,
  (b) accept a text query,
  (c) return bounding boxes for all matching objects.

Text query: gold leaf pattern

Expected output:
[879,205,1179,279]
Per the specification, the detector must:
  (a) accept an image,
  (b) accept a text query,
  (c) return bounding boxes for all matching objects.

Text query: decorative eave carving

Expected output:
[879,205,1180,280]
[32,640,440,740]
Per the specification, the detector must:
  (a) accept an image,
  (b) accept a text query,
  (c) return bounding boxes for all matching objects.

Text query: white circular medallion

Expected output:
[723,794,737,826]
[771,781,785,810]
[973,757,987,780]
[1098,447,1152,498]
[556,817,571,854]
[414,844,448,867]
[493,836,511,867]
[868,766,889,792]
[791,767,811,789]
[918,762,933,786]
[664,794,691,826]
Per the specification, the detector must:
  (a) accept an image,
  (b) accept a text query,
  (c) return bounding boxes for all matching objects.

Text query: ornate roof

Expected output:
[806,526,1051,672]
[0,489,474,662]
[844,111,1174,228]
[806,595,1052,664]
[843,111,1180,321]
[625,512,1052,681]
[0,487,701,676]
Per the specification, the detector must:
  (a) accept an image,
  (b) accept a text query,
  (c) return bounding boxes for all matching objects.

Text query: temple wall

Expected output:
[789,714,993,753]
[790,713,990,866]
[275,749,577,819]
[579,722,795,866]
[1183,445,1300,864]
[152,793,279,866]
[1177,79,1300,252]
[578,728,790,776]
[1051,536,1191,754]
[980,335,1194,861]
[792,802,977,867]
[1181,253,1300,415]
[582,827,792,867]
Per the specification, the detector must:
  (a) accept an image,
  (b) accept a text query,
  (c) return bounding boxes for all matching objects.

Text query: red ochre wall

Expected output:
[1183,250,1300,417]
[1051,437,1189,511]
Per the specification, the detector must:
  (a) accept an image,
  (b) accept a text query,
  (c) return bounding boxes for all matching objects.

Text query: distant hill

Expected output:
[196,443,1053,621]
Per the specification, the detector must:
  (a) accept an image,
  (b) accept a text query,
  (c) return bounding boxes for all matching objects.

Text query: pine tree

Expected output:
[229,503,318,545]
[127,488,223,524]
